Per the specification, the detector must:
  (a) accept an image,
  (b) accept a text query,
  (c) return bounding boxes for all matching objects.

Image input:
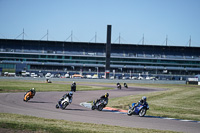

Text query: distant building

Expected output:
[0,39,200,79]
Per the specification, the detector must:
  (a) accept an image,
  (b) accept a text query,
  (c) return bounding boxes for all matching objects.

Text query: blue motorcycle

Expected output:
[127,102,149,117]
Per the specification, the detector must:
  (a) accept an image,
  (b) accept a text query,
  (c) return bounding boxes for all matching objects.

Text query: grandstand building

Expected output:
[0,38,200,79]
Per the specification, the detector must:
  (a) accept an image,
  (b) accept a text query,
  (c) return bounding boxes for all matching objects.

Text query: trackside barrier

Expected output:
[186,78,200,85]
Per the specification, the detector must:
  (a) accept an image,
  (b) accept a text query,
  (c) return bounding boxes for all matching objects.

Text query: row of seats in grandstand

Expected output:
[1,48,200,59]
[2,59,200,71]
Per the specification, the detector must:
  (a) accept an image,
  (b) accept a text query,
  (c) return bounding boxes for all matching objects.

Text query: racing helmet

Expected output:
[105,93,109,98]
[31,88,35,92]
[69,91,73,96]
[142,96,147,102]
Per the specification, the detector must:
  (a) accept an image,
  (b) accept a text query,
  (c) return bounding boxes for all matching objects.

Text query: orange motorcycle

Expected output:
[23,88,36,102]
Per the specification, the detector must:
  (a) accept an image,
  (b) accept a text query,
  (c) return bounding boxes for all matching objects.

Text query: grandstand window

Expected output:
[65,56,70,59]
[57,56,62,59]
[48,55,55,58]
[40,55,46,58]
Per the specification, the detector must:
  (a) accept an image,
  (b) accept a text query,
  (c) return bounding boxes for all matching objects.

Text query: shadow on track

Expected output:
[28,101,53,104]
[60,108,88,111]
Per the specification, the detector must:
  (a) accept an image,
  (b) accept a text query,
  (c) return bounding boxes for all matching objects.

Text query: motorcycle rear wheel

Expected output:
[98,105,104,111]
[139,108,146,117]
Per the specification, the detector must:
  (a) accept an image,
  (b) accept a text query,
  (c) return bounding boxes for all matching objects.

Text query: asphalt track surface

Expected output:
[0,84,200,133]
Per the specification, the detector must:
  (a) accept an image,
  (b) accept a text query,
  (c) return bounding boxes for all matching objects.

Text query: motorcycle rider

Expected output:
[25,88,36,96]
[124,83,128,88]
[95,93,109,106]
[71,81,76,92]
[23,88,36,101]
[117,82,121,89]
[72,81,76,86]
[132,96,148,109]
[58,91,73,106]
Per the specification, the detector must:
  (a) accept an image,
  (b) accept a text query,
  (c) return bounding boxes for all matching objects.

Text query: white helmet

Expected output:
[31,88,35,92]
[142,96,147,101]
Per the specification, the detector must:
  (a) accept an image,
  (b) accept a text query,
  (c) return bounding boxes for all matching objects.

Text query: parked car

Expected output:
[138,76,144,80]
[86,75,92,79]
[92,74,98,79]
[131,76,138,80]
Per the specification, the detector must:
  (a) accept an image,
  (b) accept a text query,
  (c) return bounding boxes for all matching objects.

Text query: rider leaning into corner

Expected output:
[132,96,148,109]
[27,88,36,97]
[71,81,76,92]
[116,82,120,86]
[30,88,36,95]
[58,91,73,106]
[23,88,36,101]
[95,93,109,105]
[72,81,76,86]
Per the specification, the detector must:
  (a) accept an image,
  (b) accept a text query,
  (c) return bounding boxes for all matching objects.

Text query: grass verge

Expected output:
[0,113,179,133]
[107,83,200,121]
[0,79,112,92]
[0,79,199,130]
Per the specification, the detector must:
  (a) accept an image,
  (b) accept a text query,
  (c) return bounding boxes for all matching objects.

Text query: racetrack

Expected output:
[0,84,199,133]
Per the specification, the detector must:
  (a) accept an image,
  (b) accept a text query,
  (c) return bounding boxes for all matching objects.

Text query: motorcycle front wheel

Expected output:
[61,102,69,109]
[139,108,146,117]
[91,105,95,110]
[55,104,59,109]
[127,109,133,116]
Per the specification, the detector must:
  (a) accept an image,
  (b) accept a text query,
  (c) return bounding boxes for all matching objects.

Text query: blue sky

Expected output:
[0,0,200,46]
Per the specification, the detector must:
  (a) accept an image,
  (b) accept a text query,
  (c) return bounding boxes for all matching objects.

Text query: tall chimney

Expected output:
[105,25,112,79]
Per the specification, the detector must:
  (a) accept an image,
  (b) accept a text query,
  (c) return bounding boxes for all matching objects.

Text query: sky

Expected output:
[0,0,200,46]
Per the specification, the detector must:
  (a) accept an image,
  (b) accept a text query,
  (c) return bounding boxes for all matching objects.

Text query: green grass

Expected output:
[2,69,15,73]
[0,79,112,92]
[0,79,199,131]
[0,113,180,133]
[107,83,200,121]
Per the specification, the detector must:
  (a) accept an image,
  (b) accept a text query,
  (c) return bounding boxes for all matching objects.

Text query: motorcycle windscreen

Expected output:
[132,103,136,107]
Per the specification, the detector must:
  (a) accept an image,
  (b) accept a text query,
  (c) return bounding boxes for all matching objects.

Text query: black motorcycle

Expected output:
[124,83,128,88]
[71,84,76,92]
[91,99,107,111]
[117,84,121,89]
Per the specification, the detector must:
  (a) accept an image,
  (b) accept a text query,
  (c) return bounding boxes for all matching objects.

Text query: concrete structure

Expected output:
[0,35,200,80]
[105,25,112,79]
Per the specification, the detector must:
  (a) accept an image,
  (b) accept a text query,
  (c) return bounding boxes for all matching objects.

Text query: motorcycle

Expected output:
[56,97,70,109]
[91,99,107,111]
[71,84,76,92]
[46,79,52,83]
[124,83,128,88]
[23,91,35,102]
[117,84,121,89]
[127,102,149,117]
